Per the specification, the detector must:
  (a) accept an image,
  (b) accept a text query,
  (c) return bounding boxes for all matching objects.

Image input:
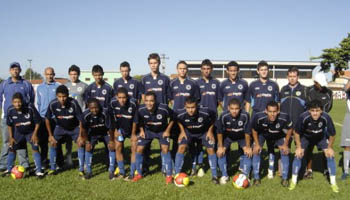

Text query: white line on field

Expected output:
[334,122,343,127]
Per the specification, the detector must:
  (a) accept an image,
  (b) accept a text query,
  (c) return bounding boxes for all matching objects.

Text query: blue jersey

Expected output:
[176,107,216,135]
[81,108,112,136]
[85,81,114,109]
[252,112,292,140]
[6,104,41,134]
[45,97,82,130]
[137,103,173,133]
[216,110,251,140]
[169,77,200,113]
[196,77,221,114]
[0,77,35,119]
[295,111,335,140]
[248,79,280,113]
[36,81,61,118]
[109,97,138,134]
[113,76,141,100]
[141,73,171,104]
[219,78,249,111]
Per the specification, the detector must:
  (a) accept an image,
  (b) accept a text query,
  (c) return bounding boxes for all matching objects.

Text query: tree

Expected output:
[133,75,143,81]
[23,68,42,80]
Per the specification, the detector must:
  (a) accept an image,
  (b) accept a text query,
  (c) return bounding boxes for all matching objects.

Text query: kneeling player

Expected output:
[252,101,292,186]
[81,98,116,180]
[109,88,138,180]
[289,100,339,193]
[133,92,174,184]
[4,93,43,178]
[45,85,85,175]
[216,98,252,185]
[174,96,219,184]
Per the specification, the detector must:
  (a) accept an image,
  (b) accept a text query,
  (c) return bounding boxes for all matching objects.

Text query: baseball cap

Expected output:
[9,62,21,69]
[313,72,328,87]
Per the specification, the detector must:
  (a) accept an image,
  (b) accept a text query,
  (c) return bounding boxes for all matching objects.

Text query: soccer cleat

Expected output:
[165,175,173,185]
[341,173,349,180]
[109,172,116,180]
[1,170,10,177]
[84,172,93,180]
[267,169,274,179]
[323,169,329,177]
[331,184,339,193]
[132,174,143,182]
[35,172,45,179]
[124,175,133,182]
[281,179,289,187]
[190,168,197,177]
[303,170,313,179]
[288,182,296,191]
[211,177,219,185]
[253,179,261,186]
[219,176,229,185]
[47,170,57,176]
[197,165,205,177]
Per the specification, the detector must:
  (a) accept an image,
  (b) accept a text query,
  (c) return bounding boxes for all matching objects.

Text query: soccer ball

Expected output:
[11,165,25,179]
[174,173,190,187]
[232,174,250,189]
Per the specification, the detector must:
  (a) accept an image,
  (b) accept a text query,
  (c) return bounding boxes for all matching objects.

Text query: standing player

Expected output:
[133,92,174,184]
[289,100,338,193]
[341,79,350,180]
[109,88,138,180]
[216,98,252,185]
[113,61,141,102]
[4,93,44,178]
[45,85,85,175]
[251,101,292,187]
[81,98,116,180]
[174,96,219,184]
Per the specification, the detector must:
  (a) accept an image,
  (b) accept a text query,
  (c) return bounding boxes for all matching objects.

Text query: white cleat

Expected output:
[267,169,274,179]
[219,176,229,185]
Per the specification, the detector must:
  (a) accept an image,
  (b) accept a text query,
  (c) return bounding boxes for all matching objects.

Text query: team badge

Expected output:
[68,107,74,113]
[129,84,135,89]
[198,117,203,123]
[318,122,323,128]
[157,114,163,120]
[158,80,163,85]
[296,91,301,96]
[186,85,191,90]
[102,89,107,95]
[238,121,243,126]
[24,114,30,119]
[267,86,273,91]
[276,123,280,129]
[77,87,82,92]
[211,84,216,89]
[238,84,243,90]
[128,107,133,113]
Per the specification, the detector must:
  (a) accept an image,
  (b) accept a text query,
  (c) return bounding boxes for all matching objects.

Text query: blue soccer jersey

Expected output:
[109,97,138,134]
[252,112,292,140]
[248,79,280,113]
[141,73,171,104]
[196,77,221,114]
[169,77,200,113]
[216,110,251,140]
[113,76,141,100]
[219,78,249,111]
[6,104,41,134]
[85,81,114,109]
[137,103,173,133]
[81,108,113,136]
[176,107,216,135]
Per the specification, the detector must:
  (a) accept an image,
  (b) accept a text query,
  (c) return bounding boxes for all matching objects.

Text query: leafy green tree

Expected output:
[23,68,42,80]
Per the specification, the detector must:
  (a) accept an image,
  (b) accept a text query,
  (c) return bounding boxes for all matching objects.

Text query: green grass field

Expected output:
[1,100,349,200]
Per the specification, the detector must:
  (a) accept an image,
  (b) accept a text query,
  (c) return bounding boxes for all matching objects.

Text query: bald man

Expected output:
[36,67,61,168]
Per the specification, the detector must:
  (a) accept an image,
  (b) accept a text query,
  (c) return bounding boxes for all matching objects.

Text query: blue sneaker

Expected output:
[341,173,349,180]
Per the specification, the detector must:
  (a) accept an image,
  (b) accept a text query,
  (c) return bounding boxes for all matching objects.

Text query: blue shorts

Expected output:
[224,137,246,149]
[12,132,39,151]
[117,128,131,139]
[179,132,215,149]
[301,136,328,150]
[255,134,285,148]
[88,134,110,147]
[53,126,79,143]
[137,130,170,146]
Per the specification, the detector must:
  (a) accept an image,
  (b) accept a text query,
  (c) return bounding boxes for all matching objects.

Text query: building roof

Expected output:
[184,60,320,66]
[29,78,68,85]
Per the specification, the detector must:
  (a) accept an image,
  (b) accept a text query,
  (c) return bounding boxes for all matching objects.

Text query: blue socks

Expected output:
[77,147,85,172]
[242,155,252,176]
[117,160,125,175]
[85,151,93,173]
[130,162,136,177]
[109,151,116,173]
[252,153,261,179]
[7,151,16,172]
[281,153,289,180]
[175,153,185,174]
[327,157,336,176]
[135,153,143,176]
[164,152,172,176]
[50,147,57,170]
[292,157,302,175]
[33,152,42,173]
[208,154,218,178]
[218,155,228,177]
[268,153,275,171]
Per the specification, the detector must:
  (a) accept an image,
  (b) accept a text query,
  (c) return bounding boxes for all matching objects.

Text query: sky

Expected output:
[1,0,349,79]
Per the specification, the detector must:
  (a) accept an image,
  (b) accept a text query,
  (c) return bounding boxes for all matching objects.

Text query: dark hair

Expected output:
[185,96,197,105]
[257,60,269,70]
[266,101,279,109]
[87,98,101,107]
[287,66,299,76]
[68,65,80,75]
[228,98,241,107]
[144,91,157,100]
[307,100,322,110]
[148,53,161,64]
[12,92,23,101]
[92,65,104,74]
[56,85,69,96]
[116,87,128,96]
[120,61,130,70]
[201,59,213,69]
[226,61,239,70]
[177,60,188,68]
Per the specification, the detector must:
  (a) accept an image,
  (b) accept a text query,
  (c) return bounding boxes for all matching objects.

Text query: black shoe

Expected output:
[253,179,261,186]
[211,177,219,185]
[303,170,313,179]
[35,172,45,179]
[323,170,329,177]
[281,179,289,187]
[190,168,197,177]
[84,172,92,180]
[109,172,115,180]
[1,170,10,177]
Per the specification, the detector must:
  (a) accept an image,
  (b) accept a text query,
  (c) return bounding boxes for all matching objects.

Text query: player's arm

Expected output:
[177,122,187,142]
[252,128,261,154]
[45,118,57,146]
[163,120,174,138]
[30,123,40,145]
[281,128,293,155]
[244,102,250,113]
[206,123,215,143]
[293,130,304,158]
[244,133,252,157]
[8,125,15,147]
[216,132,225,157]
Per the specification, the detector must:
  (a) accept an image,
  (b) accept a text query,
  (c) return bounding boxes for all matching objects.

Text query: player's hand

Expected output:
[77,136,85,147]
[243,146,253,158]
[9,137,16,148]
[280,145,289,155]
[253,144,261,155]
[216,147,225,158]
[163,131,170,138]
[178,132,187,143]
[108,141,115,150]
[295,147,304,158]
[206,132,215,144]
[139,131,146,139]
[325,148,335,158]
[49,135,57,147]
[31,134,39,145]
[115,130,121,138]
[86,142,92,152]
[131,134,137,143]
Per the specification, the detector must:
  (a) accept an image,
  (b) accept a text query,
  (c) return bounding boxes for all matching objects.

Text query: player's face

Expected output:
[69,71,79,82]
[177,63,188,78]
[287,72,298,86]
[117,92,128,106]
[257,66,269,79]
[57,93,68,106]
[120,66,130,79]
[265,106,279,122]
[228,103,240,118]
[309,107,322,120]
[12,98,22,110]
[45,69,55,83]
[227,66,239,80]
[88,102,100,116]
[9,67,21,78]
[93,72,103,84]
[148,59,159,73]
[185,102,197,116]
[201,65,212,78]
[145,95,156,111]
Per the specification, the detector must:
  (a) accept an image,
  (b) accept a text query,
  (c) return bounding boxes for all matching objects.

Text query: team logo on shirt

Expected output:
[128,107,133,113]
[211,84,216,89]
[157,114,163,120]
[268,86,273,91]
[77,87,82,92]
[68,107,74,113]
[318,122,323,128]
[238,121,243,126]
[102,89,107,95]
[198,117,203,123]
[129,84,135,89]
[24,114,30,119]
[296,91,301,96]
[158,80,163,85]
[276,123,280,129]
[186,85,191,90]
[308,122,312,126]
[238,84,243,90]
